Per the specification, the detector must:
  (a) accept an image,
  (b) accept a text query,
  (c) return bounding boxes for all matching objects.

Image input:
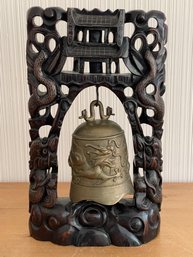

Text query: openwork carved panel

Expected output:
[27,7,167,246]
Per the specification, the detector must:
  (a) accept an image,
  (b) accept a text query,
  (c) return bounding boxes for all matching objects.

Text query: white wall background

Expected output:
[0,0,193,182]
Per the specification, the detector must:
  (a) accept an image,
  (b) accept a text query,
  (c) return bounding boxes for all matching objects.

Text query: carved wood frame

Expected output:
[27,7,167,246]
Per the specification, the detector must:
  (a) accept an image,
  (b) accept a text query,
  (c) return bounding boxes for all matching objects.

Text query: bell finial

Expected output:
[79,100,114,122]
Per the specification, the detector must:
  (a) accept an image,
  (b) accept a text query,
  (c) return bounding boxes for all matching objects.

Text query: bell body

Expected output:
[69,120,134,205]
[68,101,134,205]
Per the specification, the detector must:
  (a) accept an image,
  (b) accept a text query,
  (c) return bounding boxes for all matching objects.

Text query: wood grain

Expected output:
[0,183,193,257]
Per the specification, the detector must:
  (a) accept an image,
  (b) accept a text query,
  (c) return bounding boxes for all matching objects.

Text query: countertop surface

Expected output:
[0,183,193,257]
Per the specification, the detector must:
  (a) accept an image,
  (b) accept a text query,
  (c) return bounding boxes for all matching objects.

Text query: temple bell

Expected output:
[68,100,134,205]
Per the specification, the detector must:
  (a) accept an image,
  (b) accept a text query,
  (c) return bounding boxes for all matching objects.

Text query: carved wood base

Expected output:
[29,198,160,246]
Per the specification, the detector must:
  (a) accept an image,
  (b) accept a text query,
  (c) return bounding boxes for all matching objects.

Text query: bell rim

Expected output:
[70,178,134,205]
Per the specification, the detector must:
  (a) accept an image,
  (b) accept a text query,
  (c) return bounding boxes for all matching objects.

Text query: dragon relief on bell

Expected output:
[68,100,134,205]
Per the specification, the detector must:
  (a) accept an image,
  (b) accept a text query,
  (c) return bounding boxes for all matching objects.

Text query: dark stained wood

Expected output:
[26,7,167,246]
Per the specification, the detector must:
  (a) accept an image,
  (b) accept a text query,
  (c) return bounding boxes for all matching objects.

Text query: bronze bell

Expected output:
[68,100,134,205]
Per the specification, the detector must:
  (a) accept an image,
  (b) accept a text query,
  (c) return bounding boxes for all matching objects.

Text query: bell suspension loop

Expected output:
[79,100,114,122]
